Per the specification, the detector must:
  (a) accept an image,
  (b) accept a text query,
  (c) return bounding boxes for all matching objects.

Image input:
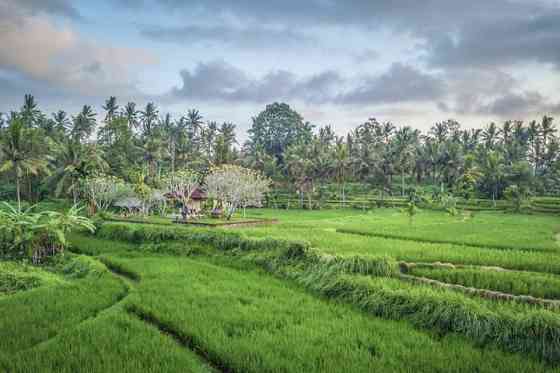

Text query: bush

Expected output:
[0,272,42,295]
[96,222,311,253]
[0,203,96,263]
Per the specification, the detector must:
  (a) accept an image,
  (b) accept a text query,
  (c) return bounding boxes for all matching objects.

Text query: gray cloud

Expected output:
[443,69,520,115]
[125,0,542,33]
[428,12,560,68]
[140,24,310,48]
[172,60,342,103]
[172,60,444,105]
[477,91,560,117]
[337,63,446,104]
[127,1,560,71]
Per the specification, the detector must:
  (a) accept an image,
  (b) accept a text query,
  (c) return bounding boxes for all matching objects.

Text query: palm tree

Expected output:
[0,115,50,209]
[71,105,97,143]
[185,109,204,149]
[527,120,542,175]
[540,116,556,147]
[140,102,158,137]
[21,94,40,127]
[124,102,138,130]
[52,110,71,135]
[334,137,349,206]
[284,142,314,209]
[482,122,500,149]
[430,121,449,144]
[102,96,119,122]
[480,150,505,206]
[160,113,178,173]
[49,140,108,203]
[394,126,417,196]
[500,121,512,146]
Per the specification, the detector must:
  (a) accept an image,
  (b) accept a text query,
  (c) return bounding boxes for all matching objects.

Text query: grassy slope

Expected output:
[0,261,64,297]
[243,208,559,250]
[2,208,560,372]
[4,306,213,373]
[237,209,560,274]
[114,253,553,373]
[408,265,560,300]
[0,254,212,373]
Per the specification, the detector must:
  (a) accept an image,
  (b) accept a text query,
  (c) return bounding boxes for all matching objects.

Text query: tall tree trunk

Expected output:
[72,178,78,205]
[401,170,405,197]
[171,142,176,174]
[16,176,21,210]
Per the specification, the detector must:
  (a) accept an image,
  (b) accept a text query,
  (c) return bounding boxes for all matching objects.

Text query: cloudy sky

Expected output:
[1,0,560,139]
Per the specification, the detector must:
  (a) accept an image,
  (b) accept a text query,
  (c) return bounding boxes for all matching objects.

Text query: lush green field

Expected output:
[238,209,560,274]
[2,207,560,372]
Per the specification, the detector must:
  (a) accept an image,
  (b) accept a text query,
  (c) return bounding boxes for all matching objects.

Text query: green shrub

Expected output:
[0,203,95,263]
[0,272,42,295]
[96,222,311,253]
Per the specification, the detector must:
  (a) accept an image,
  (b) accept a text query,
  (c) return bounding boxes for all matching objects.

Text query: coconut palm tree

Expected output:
[0,115,50,209]
[52,110,71,135]
[102,96,119,122]
[123,102,138,130]
[479,150,505,205]
[185,109,204,147]
[140,102,159,137]
[482,122,500,149]
[48,140,108,203]
[334,137,349,205]
[394,126,418,196]
[71,105,97,143]
[540,116,556,147]
[21,94,40,127]
[527,120,542,175]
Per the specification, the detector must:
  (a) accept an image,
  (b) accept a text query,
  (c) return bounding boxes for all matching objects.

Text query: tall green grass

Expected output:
[238,223,560,275]
[406,264,560,300]
[244,208,560,252]
[242,246,560,364]
[0,261,63,296]
[1,305,213,373]
[0,255,125,356]
[117,255,551,372]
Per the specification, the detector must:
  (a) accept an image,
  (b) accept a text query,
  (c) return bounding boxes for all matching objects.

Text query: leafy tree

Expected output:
[48,140,108,203]
[102,96,119,122]
[206,165,270,219]
[0,202,95,262]
[247,103,313,164]
[504,184,531,213]
[123,102,138,130]
[21,94,40,127]
[0,116,50,209]
[71,105,97,143]
[52,110,71,136]
[162,169,201,213]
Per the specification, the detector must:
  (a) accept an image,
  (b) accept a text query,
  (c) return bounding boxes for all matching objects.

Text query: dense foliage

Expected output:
[1,95,559,208]
[0,203,95,263]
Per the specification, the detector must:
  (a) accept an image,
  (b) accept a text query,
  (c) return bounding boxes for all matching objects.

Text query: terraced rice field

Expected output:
[2,208,560,372]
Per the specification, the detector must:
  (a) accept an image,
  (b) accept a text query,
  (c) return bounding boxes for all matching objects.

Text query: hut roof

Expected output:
[164,187,207,200]
[191,188,207,200]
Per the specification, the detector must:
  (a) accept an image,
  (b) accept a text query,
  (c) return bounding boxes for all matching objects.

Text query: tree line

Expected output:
[1,96,558,206]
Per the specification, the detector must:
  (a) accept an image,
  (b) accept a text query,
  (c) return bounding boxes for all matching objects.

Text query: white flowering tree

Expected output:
[82,175,127,214]
[206,165,270,219]
[162,169,201,210]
